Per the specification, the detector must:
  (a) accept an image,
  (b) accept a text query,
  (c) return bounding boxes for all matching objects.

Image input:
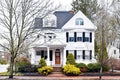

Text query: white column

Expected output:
[63,47,66,65]
[47,47,50,65]
[30,48,36,65]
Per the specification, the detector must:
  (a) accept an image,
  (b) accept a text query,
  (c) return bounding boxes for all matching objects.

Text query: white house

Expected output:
[29,11,97,66]
[107,39,120,59]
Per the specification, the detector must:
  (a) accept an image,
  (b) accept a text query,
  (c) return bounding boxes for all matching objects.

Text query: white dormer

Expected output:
[43,14,57,27]
[62,11,97,30]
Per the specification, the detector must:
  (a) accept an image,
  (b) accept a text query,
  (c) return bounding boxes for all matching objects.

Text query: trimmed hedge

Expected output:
[87,63,101,72]
[76,63,88,72]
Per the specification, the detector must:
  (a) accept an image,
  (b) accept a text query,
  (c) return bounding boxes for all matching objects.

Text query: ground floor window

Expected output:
[36,50,53,60]
[66,50,92,60]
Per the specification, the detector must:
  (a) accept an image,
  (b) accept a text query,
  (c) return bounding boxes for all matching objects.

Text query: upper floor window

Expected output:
[66,32,92,42]
[75,18,84,25]
[45,32,56,40]
[84,32,90,42]
[43,14,57,27]
[68,32,74,42]
[76,32,82,42]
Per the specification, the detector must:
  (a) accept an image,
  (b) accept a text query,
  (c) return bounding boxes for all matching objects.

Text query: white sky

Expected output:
[53,0,113,11]
[53,0,73,10]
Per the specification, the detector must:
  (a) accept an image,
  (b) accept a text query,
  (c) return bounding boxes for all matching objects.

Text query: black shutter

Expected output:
[50,50,53,61]
[74,50,77,59]
[83,50,85,59]
[83,32,85,42]
[90,50,92,60]
[90,32,92,42]
[41,50,44,58]
[74,32,77,42]
[66,50,68,58]
[66,32,69,42]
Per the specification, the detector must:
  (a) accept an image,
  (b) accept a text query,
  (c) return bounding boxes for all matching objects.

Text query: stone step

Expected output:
[48,72,66,77]
[53,67,62,72]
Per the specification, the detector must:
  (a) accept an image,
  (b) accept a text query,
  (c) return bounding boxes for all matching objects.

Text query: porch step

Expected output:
[53,67,62,72]
[48,72,65,77]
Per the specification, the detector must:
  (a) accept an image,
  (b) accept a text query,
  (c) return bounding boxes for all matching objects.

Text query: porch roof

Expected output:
[45,38,66,47]
[33,38,66,48]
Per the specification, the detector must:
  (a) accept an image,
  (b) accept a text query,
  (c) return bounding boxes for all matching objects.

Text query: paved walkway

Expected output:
[1,72,120,80]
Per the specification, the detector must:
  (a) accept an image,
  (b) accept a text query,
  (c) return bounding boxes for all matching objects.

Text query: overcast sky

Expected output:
[53,0,73,10]
[53,0,113,11]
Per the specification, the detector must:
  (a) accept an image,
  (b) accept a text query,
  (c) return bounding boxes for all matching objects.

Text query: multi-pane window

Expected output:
[36,51,41,55]
[76,32,82,42]
[76,50,92,60]
[66,32,92,42]
[36,50,47,59]
[77,50,82,59]
[85,51,90,59]
[75,18,84,25]
[45,33,56,40]
[85,32,90,42]
[68,32,74,42]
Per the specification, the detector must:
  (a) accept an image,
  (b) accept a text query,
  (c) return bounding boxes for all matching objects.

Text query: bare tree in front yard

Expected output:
[0,0,58,78]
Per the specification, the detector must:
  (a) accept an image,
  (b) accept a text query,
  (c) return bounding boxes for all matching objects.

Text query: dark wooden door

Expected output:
[55,49,60,64]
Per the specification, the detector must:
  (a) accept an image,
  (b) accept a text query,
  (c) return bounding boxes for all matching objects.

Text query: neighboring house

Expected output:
[107,39,120,59]
[29,11,97,66]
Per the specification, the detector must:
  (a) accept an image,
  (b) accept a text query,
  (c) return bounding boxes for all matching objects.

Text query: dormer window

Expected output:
[43,14,57,27]
[75,18,84,25]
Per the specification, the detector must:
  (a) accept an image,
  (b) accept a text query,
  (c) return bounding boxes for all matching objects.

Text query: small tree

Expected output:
[39,58,47,67]
[66,53,76,65]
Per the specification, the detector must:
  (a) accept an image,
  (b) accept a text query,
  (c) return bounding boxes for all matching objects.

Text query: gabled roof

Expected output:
[62,11,97,30]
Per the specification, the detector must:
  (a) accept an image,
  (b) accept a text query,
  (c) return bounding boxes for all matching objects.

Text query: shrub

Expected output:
[14,57,31,72]
[0,59,7,64]
[17,65,38,73]
[66,53,76,65]
[76,63,88,72]
[62,64,80,76]
[76,63,87,68]
[87,63,101,72]
[38,66,53,75]
[39,58,47,68]
[103,65,110,72]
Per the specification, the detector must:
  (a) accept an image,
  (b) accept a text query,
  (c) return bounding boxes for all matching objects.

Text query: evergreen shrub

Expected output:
[66,53,76,65]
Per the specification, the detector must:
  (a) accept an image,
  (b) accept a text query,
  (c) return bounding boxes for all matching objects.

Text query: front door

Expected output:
[55,49,60,64]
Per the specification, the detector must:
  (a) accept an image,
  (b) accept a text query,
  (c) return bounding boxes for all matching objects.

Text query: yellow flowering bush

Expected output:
[38,66,53,75]
[62,64,81,76]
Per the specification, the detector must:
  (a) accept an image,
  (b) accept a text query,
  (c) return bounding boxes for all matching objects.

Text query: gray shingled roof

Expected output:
[33,11,74,29]
[54,11,74,29]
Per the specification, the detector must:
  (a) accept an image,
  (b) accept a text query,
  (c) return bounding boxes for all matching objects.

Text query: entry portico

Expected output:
[30,39,66,67]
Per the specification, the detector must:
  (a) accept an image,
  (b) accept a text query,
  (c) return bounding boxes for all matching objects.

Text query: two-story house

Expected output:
[29,11,97,66]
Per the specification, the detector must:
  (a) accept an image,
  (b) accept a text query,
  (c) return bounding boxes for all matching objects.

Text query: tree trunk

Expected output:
[9,57,14,78]
[99,66,103,80]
